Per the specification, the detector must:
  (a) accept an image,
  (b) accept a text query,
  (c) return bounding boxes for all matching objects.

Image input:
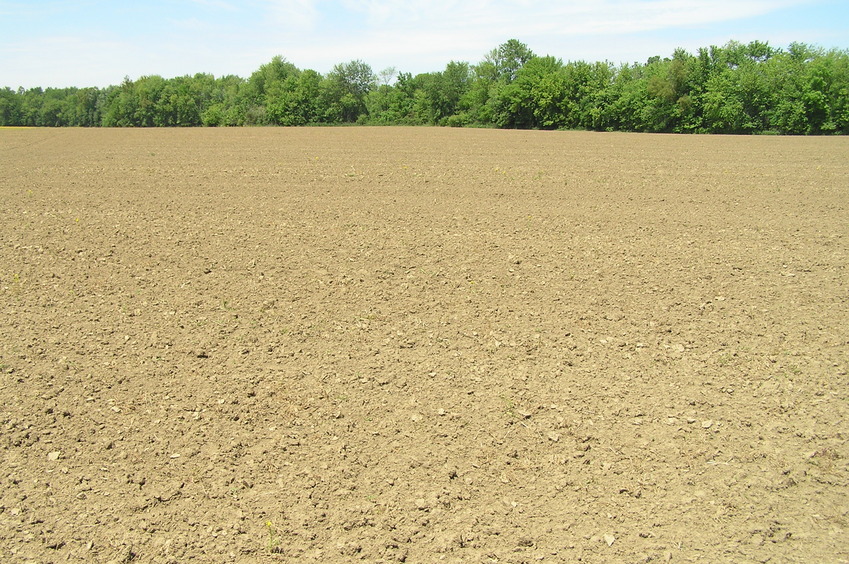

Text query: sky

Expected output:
[1,0,848,89]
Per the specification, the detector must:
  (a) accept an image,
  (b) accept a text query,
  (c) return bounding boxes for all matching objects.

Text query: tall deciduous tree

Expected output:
[484,39,536,83]
[324,60,376,122]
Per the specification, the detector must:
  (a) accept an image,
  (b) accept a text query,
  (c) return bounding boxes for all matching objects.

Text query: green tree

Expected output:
[134,75,166,126]
[484,39,536,83]
[459,66,497,125]
[559,60,615,130]
[63,87,103,126]
[436,61,472,123]
[154,76,203,126]
[201,74,246,126]
[102,78,138,126]
[39,89,66,126]
[699,41,779,133]
[366,71,421,124]
[598,64,645,131]
[768,45,849,134]
[487,55,565,129]
[459,40,536,126]
[408,72,442,124]
[0,87,22,125]
[642,49,696,132]
[286,69,323,125]
[323,60,376,122]
[395,62,473,125]
[245,56,300,124]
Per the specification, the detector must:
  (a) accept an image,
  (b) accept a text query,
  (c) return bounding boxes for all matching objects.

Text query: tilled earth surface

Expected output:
[1,127,847,563]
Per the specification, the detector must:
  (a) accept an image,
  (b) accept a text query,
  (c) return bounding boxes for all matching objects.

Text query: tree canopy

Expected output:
[2,40,847,134]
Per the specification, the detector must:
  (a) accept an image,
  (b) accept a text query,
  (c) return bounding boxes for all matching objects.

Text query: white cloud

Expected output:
[0,0,838,87]
[187,0,238,9]
[1,35,137,88]
[339,0,476,25]
[257,0,817,73]
[261,0,321,30]
[328,0,813,36]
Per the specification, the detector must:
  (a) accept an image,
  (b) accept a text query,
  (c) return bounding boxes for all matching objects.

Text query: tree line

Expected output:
[2,39,847,134]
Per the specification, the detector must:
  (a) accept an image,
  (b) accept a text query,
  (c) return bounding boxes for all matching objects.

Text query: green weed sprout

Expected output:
[265,521,279,554]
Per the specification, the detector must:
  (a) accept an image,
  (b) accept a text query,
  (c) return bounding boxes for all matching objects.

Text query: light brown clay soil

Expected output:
[1,127,847,563]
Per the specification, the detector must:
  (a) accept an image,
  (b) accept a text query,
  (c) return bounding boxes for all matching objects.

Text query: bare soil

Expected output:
[1,127,847,563]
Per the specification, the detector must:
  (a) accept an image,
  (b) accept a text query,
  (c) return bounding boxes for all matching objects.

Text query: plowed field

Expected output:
[1,127,847,563]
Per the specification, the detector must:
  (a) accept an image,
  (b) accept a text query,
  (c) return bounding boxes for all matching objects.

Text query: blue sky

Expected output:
[1,0,847,88]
